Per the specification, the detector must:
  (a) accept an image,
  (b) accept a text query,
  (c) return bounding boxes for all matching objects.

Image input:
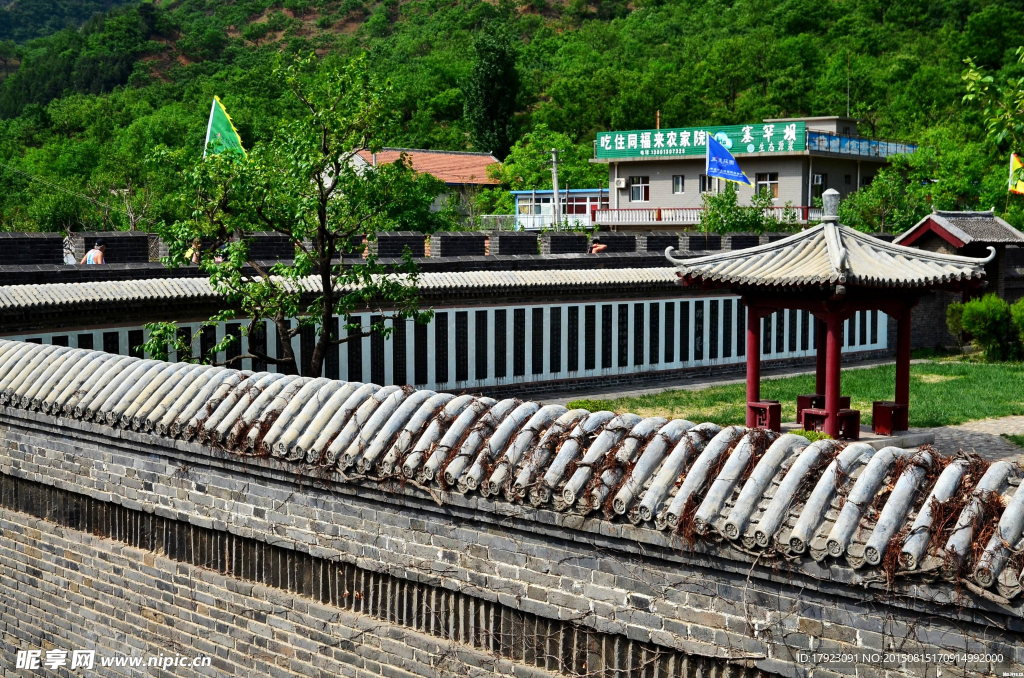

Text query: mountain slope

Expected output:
[0,0,1022,232]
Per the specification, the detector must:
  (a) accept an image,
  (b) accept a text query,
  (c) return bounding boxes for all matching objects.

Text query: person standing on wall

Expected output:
[80,239,106,265]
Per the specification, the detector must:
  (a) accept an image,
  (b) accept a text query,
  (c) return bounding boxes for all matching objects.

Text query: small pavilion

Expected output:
[666,190,994,438]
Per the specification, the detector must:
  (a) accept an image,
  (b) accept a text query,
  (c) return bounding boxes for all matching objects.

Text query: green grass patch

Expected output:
[1003,434,1024,449]
[790,429,833,442]
[567,361,1024,429]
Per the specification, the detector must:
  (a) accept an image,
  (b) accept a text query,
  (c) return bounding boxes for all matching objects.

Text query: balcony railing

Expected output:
[594,206,821,225]
[806,131,917,158]
[479,214,595,231]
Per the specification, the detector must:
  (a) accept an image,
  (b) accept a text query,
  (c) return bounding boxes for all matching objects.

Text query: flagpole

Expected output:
[203,98,217,159]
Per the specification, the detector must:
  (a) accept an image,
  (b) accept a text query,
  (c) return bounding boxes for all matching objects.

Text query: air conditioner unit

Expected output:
[615,178,627,189]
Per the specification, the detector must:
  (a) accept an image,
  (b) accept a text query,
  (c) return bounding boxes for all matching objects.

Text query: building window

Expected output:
[842,126,851,135]
[863,175,874,186]
[844,174,852,185]
[518,196,552,215]
[565,196,589,214]
[812,173,828,199]
[699,174,721,194]
[672,175,685,194]
[629,176,649,202]
[755,172,779,198]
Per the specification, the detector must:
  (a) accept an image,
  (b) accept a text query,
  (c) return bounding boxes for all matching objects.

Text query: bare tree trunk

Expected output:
[308,216,335,377]
[274,316,299,375]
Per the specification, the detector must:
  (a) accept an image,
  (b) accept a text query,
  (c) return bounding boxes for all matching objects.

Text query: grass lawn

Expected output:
[568,361,1024,429]
[1004,435,1024,449]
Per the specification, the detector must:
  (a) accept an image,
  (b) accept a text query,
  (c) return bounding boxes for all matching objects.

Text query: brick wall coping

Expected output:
[0,339,1021,617]
[0,268,685,312]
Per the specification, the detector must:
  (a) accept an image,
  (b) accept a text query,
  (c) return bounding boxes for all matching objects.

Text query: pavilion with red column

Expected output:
[666,191,994,438]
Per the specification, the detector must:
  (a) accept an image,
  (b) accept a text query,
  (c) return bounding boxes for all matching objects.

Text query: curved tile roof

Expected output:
[894,210,1024,246]
[355,148,500,185]
[1,338,1022,599]
[0,268,679,311]
[667,222,995,288]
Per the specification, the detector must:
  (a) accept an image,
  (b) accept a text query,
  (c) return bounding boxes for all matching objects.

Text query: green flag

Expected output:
[204,96,246,158]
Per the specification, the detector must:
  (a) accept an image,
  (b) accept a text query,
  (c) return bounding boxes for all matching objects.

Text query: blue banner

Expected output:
[706,134,751,185]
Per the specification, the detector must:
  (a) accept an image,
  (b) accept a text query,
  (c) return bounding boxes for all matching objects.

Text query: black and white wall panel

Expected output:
[7,297,889,390]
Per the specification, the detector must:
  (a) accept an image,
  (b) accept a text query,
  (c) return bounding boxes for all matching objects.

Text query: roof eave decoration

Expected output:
[666,221,995,290]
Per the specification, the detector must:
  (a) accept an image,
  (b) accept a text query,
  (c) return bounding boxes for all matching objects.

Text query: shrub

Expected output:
[960,294,1022,361]
[790,429,832,442]
[945,301,964,353]
[697,183,796,235]
[1013,298,1024,347]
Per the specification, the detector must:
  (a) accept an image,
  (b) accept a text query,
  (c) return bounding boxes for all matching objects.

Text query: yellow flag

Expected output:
[1010,154,1024,194]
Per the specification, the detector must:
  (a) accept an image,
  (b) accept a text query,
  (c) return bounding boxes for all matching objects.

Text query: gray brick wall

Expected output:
[0,506,547,678]
[0,411,1020,678]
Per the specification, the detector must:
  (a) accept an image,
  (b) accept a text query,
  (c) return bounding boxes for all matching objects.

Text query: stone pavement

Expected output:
[918,415,1024,462]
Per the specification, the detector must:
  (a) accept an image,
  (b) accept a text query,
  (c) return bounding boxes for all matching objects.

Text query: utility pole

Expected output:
[550,148,561,229]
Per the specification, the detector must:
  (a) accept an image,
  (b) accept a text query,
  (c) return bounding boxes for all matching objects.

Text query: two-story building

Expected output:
[591,116,917,230]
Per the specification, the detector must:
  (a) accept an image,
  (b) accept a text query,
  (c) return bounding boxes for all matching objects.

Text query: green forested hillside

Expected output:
[0,0,139,43]
[0,0,1023,232]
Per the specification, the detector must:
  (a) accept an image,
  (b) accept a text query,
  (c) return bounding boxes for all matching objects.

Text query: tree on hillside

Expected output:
[0,41,19,76]
[463,27,519,160]
[143,54,444,376]
[963,47,1024,151]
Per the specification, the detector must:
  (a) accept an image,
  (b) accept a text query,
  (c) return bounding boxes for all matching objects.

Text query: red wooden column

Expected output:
[745,306,761,427]
[895,308,912,408]
[815,316,826,395]
[824,311,844,437]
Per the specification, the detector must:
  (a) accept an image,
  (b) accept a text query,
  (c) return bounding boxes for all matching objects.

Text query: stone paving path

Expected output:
[918,416,1024,462]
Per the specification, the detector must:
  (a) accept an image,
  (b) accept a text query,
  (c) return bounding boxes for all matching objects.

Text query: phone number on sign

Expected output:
[797,653,1004,665]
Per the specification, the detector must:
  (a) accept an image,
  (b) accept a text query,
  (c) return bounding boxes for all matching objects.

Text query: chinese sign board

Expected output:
[595,121,806,159]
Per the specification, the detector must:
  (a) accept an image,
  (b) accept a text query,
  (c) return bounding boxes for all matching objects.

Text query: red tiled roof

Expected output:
[356,148,500,185]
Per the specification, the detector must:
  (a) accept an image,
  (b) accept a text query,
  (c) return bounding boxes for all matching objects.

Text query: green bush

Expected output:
[697,183,798,235]
[960,294,1023,361]
[1013,298,1024,347]
[790,429,832,442]
[945,301,964,353]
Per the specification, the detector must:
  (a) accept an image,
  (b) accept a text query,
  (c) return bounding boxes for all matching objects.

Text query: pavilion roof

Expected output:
[894,209,1024,247]
[666,221,994,289]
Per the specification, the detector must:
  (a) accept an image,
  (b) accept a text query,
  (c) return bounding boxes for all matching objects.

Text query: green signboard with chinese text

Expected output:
[595,121,806,159]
